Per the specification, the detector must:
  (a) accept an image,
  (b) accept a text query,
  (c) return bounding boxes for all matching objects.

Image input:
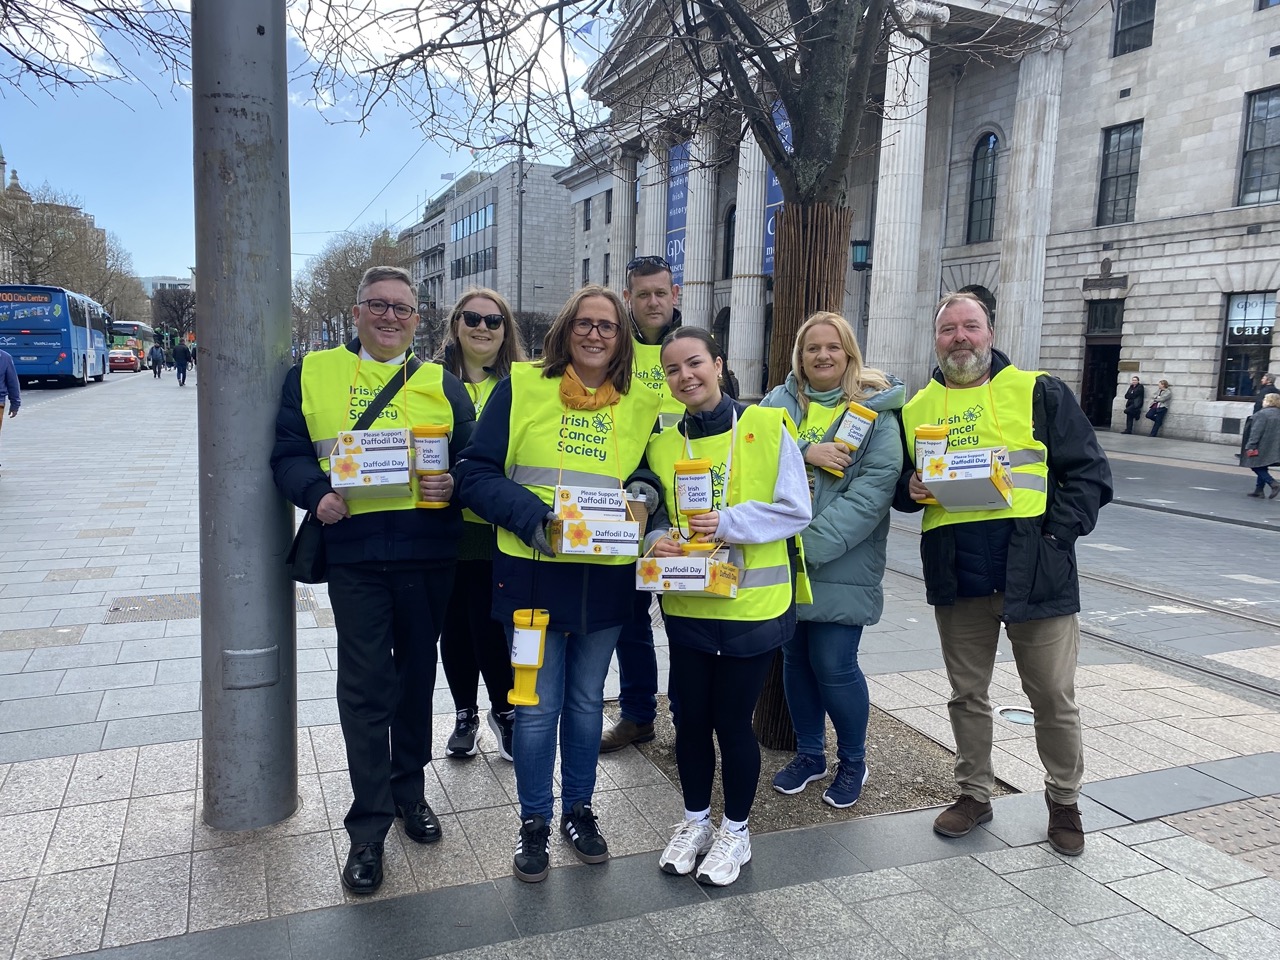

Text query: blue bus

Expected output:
[0,284,110,386]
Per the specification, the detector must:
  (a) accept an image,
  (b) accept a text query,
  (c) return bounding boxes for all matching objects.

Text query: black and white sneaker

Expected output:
[513,815,551,883]
[488,708,514,761]
[560,801,609,864]
[446,707,480,758]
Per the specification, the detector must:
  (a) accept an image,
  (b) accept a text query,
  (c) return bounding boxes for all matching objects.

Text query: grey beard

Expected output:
[938,346,992,386]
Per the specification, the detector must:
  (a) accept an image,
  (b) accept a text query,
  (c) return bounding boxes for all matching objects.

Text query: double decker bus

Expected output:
[110,319,156,368]
[0,284,110,386]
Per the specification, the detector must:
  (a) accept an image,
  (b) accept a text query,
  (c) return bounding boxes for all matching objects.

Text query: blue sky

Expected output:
[0,55,467,279]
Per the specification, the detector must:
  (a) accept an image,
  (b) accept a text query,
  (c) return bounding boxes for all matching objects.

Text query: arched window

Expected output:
[967,134,999,244]
[722,205,736,279]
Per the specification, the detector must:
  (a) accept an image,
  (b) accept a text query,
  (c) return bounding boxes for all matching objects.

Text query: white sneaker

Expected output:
[658,818,714,875]
[694,824,751,886]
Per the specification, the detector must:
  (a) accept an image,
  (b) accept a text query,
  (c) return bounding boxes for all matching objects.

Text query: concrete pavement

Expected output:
[1,372,1279,959]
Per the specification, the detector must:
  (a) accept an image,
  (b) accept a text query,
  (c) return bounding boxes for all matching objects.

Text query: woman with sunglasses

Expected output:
[456,285,663,883]
[435,289,527,763]
[644,327,811,886]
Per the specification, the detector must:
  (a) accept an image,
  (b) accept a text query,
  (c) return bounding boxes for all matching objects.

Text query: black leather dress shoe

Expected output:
[341,842,384,894]
[396,799,443,844]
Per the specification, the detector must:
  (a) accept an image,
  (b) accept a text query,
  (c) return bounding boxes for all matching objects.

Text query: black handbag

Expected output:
[285,356,424,583]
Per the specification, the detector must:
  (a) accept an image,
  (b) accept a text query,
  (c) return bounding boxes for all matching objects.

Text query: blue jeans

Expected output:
[1252,465,1275,489]
[508,624,621,820]
[615,590,658,725]
[781,621,869,765]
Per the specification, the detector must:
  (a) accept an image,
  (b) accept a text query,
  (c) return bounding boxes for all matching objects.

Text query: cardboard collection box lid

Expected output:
[336,428,411,454]
[329,450,413,500]
[548,517,641,557]
[635,555,738,597]
[922,448,1014,512]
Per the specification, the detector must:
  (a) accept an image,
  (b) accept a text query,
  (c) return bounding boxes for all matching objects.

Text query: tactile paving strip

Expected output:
[103,588,316,622]
[1163,796,1280,854]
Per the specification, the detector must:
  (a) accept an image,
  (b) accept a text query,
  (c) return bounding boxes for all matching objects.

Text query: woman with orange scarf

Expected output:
[457,285,662,883]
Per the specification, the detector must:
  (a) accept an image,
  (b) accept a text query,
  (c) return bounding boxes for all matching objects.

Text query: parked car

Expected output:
[109,349,142,372]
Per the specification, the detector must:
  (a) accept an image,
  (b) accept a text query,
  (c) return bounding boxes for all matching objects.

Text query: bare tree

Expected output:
[0,1,188,93]
[292,226,399,350]
[152,287,198,344]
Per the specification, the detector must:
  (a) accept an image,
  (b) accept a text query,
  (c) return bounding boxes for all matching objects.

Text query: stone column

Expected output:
[866,1,950,393]
[997,38,1069,371]
[728,129,769,400]
[639,145,667,260]
[681,129,717,330]
[609,147,639,286]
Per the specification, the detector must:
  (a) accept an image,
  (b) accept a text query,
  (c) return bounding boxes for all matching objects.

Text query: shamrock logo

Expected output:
[334,455,360,480]
[567,522,591,547]
[639,559,662,584]
[925,457,947,479]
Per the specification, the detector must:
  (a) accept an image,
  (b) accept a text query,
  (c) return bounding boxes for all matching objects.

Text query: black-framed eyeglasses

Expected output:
[358,299,416,320]
[461,310,504,330]
[626,255,671,273]
[571,318,620,339]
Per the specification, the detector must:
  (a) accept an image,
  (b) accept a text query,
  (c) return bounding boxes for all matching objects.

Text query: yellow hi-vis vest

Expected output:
[901,366,1049,533]
[632,340,686,428]
[463,375,500,526]
[301,348,453,517]
[646,406,796,621]
[499,362,662,564]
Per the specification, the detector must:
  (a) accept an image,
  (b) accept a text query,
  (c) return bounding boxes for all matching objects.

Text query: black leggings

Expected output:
[668,643,775,823]
[439,557,513,713]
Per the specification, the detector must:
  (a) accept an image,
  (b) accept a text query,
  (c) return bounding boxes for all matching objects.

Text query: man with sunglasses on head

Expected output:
[271,266,476,895]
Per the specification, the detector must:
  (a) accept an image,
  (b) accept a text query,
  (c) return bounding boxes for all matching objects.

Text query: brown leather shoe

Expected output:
[599,718,655,753]
[1046,794,1085,856]
[933,794,993,838]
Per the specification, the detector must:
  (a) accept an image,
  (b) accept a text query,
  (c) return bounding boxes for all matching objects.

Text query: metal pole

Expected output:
[193,0,298,830]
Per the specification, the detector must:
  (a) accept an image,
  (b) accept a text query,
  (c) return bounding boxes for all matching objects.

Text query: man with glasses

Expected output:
[272,266,476,894]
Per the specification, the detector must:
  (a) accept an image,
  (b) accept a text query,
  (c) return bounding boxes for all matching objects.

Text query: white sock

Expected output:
[684,808,711,823]
[722,817,749,836]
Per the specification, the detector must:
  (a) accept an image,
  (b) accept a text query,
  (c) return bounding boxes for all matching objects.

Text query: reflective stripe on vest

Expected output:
[647,406,795,621]
[497,362,662,565]
[901,367,1049,532]
[300,348,452,517]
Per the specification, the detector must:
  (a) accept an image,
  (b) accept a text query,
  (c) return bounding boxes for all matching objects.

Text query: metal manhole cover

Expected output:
[104,588,316,622]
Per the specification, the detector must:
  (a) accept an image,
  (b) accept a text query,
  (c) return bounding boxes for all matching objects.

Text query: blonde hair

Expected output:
[791,312,892,415]
[1264,392,1280,410]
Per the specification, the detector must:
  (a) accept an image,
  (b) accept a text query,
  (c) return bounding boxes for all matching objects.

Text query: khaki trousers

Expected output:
[934,594,1083,805]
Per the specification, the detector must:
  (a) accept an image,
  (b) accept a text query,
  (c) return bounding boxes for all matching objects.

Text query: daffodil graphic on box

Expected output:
[925,456,947,479]
[558,503,584,520]
[567,521,591,548]
[334,455,360,481]
[638,559,662,585]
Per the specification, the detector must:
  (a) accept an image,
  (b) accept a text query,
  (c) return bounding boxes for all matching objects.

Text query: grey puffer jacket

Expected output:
[1243,407,1280,468]
[761,373,905,626]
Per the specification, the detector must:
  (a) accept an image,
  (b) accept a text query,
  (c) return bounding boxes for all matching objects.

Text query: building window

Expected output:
[723,205,736,279]
[966,133,999,244]
[605,190,613,225]
[583,197,592,231]
[1113,0,1155,56]
[1219,292,1277,399]
[603,253,611,288]
[1239,86,1280,205]
[1097,121,1143,226]
[1261,0,1280,9]
[582,258,591,284]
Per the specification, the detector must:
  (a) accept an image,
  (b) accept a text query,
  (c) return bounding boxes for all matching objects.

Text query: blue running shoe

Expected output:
[823,761,869,809]
[771,753,828,795]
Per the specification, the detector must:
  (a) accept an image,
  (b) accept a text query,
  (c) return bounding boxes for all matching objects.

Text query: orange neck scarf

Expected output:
[559,364,620,410]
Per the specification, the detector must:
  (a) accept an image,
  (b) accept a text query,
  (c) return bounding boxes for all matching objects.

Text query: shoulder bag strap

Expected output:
[352,356,423,431]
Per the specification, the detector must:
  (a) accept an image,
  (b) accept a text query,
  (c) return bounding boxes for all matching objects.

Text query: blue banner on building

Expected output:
[762,106,792,277]
[666,142,690,285]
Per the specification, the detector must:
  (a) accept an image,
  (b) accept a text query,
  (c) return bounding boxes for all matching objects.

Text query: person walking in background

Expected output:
[1253,372,1277,413]
[895,292,1112,857]
[761,313,904,809]
[645,328,810,886]
[1122,376,1144,434]
[0,347,20,475]
[456,285,662,884]
[1148,379,1172,437]
[172,341,192,387]
[148,343,165,378]
[435,288,526,762]
[1243,392,1280,498]
[164,345,175,370]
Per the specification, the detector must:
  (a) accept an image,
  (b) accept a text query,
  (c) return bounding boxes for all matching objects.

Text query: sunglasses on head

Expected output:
[626,255,672,272]
[461,310,504,330]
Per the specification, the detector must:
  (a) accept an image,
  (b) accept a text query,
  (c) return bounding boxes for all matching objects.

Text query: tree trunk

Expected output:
[755,201,852,751]
[765,202,855,389]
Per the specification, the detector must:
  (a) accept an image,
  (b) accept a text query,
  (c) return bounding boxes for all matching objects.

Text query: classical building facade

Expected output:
[585,0,1280,440]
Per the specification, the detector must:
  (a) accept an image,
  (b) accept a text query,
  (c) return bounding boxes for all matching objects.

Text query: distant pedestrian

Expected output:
[148,344,165,378]
[1243,392,1280,499]
[1122,376,1144,434]
[172,342,192,386]
[164,346,174,370]
[0,347,21,473]
[1253,372,1278,413]
[1148,380,1172,437]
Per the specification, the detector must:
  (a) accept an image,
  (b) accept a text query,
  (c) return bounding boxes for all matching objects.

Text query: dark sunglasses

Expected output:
[461,310,504,330]
[626,255,671,272]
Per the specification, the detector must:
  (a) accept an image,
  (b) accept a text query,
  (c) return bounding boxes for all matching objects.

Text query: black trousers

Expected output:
[439,556,513,713]
[328,559,454,843]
